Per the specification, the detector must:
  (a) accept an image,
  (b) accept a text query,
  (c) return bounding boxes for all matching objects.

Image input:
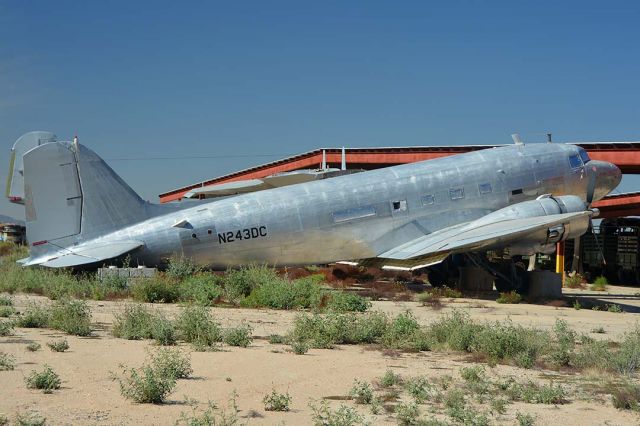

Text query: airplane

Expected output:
[5,131,621,293]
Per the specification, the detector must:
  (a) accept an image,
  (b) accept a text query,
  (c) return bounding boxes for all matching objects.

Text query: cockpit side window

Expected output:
[568,154,583,169]
[578,148,591,164]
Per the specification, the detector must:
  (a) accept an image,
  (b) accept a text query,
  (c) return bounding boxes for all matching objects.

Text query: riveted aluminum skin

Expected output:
[16,139,621,269]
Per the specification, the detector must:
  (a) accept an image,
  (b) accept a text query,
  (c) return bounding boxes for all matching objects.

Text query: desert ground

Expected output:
[2,286,640,425]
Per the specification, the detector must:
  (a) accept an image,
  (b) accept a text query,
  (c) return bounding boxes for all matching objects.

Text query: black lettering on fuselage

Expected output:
[217,226,268,245]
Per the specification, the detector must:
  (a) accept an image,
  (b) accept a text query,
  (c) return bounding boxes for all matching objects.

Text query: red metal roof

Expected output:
[159,142,640,203]
[593,192,640,218]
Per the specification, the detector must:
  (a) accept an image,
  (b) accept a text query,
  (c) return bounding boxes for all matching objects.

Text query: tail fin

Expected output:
[6,131,57,204]
[22,138,149,262]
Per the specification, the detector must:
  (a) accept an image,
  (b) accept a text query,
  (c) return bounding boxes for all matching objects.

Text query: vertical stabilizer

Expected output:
[22,139,149,260]
[6,131,57,204]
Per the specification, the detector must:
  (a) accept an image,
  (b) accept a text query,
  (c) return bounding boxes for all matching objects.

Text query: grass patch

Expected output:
[175,305,222,350]
[112,304,157,340]
[223,324,253,347]
[289,339,310,355]
[25,365,61,393]
[0,352,16,371]
[150,348,192,379]
[268,334,288,344]
[326,291,371,312]
[240,274,326,310]
[0,306,15,317]
[609,381,640,411]
[349,379,374,404]
[179,274,223,305]
[166,256,202,280]
[590,276,608,291]
[224,264,278,305]
[14,411,47,426]
[16,303,50,328]
[309,400,366,426]
[117,364,176,404]
[47,339,69,352]
[564,273,585,289]
[496,291,522,304]
[394,401,420,425]
[48,298,92,336]
[26,342,41,352]
[379,369,403,388]
[0,321,13,336]
[405,376,432,403]
[131,276,181,303]
[263,389,292,411]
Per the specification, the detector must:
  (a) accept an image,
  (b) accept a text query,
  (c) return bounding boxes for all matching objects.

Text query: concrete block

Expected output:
[458,266,494,292]
[129,268,144,278]
[527,270,562,299]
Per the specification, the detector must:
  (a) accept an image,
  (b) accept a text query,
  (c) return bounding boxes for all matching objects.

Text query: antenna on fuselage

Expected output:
[511,134,523,145]
[547,133,553,143]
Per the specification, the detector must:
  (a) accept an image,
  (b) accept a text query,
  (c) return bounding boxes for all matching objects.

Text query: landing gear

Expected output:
[428,259,459,288]
[493,262,529,294]
[425,252,530,295]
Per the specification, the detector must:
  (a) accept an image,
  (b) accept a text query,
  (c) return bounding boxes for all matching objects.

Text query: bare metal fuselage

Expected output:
[87,143,613,268]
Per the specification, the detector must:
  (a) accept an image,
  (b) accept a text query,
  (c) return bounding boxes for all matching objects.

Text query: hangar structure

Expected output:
[159,142,640,218]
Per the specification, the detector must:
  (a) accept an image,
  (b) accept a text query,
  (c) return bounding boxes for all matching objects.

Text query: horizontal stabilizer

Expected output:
[23,240,144,268]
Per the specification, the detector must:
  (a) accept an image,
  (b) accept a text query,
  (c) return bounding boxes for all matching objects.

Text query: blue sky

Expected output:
[1,1,639,219]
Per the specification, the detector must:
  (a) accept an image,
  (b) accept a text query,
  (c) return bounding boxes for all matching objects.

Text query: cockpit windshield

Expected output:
[578,148,590,164]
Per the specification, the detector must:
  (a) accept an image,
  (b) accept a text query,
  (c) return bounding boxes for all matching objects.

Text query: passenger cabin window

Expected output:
[333,205,376,223]
[449,188,464,200]
[421,194,435,205]
[578,149,591,164]
[568,154,583,169]
[391,200,407,212]
[478,183,492,194]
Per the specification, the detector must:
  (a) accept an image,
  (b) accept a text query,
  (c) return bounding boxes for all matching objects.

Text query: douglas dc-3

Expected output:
[6,131,621,293]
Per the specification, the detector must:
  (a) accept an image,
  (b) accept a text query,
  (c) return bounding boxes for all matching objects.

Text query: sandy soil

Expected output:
[2,286,640,425]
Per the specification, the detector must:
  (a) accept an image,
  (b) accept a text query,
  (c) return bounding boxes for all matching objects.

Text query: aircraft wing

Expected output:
[21,240,144,268]
[375,211,593,270]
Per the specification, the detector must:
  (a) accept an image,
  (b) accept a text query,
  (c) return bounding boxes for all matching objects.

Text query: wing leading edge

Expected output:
[374,211,594,270]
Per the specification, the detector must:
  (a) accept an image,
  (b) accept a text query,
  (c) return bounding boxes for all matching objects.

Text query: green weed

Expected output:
[263,389,292,411]
[150,347,192,379]
[496,291,521,304]
[0,352,16,371]
[48,298,92,336]
[309,399,366,426]
[223,324,253,347]
[327,291,371,312]
[26,342,41,352]
[179,274,223,306]
[0,321,13,336]
[112,304,157,340]
[117,364,176,403]
[349,379,374,404]
[131,276,181,303]
[25,365,61,393]
[16,303,50,328]
[47,339,69,352]
[175,305,222,350]
[0,306,15,317]
[379,369,403,388]
[590,276,608,291]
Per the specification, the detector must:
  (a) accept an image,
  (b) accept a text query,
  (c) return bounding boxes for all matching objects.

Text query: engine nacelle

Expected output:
[476,195,592,256]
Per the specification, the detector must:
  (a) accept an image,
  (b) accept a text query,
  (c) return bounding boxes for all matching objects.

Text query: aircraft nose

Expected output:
[588,160,622,201]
